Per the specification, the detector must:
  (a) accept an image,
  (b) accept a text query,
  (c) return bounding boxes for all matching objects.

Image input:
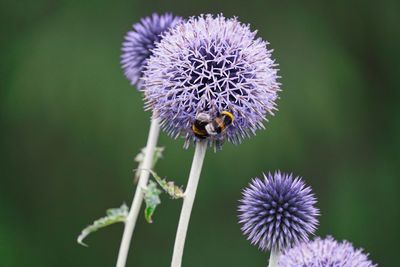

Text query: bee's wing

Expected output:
[196,113,212,122]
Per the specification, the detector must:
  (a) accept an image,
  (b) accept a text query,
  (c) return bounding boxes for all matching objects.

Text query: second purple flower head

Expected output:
[121,13,182,89]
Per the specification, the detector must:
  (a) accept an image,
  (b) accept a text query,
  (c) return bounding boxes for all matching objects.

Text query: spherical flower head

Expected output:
[121,13,182,89]
[143,14,280,148]
[278,236,377,267]
[238,171,319,251]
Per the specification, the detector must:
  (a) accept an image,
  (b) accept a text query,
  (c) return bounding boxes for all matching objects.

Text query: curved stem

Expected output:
[268,247,281,267]
[116,117,161,267]
[171,141,207,267]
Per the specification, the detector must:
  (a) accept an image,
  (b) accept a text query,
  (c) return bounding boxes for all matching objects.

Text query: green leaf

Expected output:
[134,147,164,183]
[144,206,156,223]
[143,181,161,223]
[146,169,185,199]
[77,204,128,247]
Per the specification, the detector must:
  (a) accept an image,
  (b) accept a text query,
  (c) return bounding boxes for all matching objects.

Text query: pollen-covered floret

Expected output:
[143,14,280,148]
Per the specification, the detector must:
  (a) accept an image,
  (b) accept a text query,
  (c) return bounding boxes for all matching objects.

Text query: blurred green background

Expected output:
[1,0,399,266]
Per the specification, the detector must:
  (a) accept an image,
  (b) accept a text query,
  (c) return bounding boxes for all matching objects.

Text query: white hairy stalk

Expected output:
[268,247,281,267]
[171,141,207,267]
[116,117,161,267]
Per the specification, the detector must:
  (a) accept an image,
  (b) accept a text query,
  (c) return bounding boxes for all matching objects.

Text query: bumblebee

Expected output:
[192,111,234,139]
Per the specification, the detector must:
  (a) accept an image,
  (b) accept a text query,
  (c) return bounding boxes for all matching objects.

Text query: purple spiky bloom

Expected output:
[278,236,377,267]
[238,172,319,251]
[143,14,280,148]
[121,13,182,89]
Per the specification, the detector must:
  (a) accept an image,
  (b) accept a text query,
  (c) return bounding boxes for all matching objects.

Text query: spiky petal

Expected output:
[121,13,182,89]
[143,14,280,148]
[238,172,319,251]
[278,236,377,267]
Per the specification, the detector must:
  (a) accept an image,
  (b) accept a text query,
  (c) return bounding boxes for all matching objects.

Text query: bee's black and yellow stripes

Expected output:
[192,121,208,138]
[192,110,234,138]
[221,111,234,124]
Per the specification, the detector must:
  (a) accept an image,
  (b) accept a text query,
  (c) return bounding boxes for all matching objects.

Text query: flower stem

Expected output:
[116,117,161,267]
[268,247,281,267]
[171,141,207,267]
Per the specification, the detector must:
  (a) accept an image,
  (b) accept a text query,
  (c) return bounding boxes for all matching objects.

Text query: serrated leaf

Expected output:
[143,181,161,223]
[145,169,185,199]
[77,204,128,247]
[134,147,164,183]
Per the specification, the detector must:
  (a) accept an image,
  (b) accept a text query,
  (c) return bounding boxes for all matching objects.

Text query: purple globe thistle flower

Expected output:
[238,172,319,252]
[121,13,182,89]
[143,14,280,148]
[278,236,377,267]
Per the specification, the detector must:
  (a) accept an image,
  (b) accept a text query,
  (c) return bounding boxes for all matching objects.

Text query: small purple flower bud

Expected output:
[238,171,319,251]
[278,236,377,267]
[143,14,280,148]
[121,13,182,89]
